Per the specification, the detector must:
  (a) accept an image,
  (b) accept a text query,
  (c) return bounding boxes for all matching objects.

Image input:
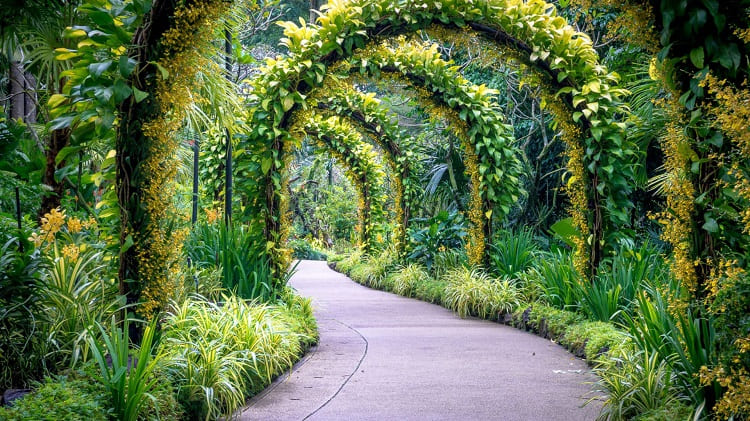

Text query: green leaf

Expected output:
[689,47,704,68]
[153,62,169,80]
[119,56,136,78]
[282,96,294,112]
[113,79,132,103]
[88,60,112,77]
[261,157,272,174]
[702,217,718,233]
[55,145,83,165]
[120,234,134,253]
[133,87,148,103]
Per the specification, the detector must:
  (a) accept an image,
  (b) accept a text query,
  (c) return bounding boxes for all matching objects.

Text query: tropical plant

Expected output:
[488,229,539,277]
[594,350,692,421]
[88,317,163,421]
[0,369,110,421]
[288,238,327,260]
[161,294,316,420]
[443,266,520,319]
[529,251,583,311]
[186,220,277,301]
[0,233,45,389]
[431,248,467,279]
[622,282,719,409]
[407,210,466,269]
[390,263,430,297]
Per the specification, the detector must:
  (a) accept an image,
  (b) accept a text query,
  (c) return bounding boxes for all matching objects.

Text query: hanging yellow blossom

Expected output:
[62,243,81,261]
[67,217,83,234]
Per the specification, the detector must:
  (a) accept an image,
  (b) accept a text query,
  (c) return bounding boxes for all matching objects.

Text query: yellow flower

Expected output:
[82,216,97,230]
[62,244,80,261]
[40,207,66,237]
[67,217,83,234]
[28,232,43,248]
[206,207,221,224]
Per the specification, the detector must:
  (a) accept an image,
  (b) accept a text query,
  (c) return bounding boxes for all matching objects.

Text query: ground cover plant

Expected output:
[2,0,750,419]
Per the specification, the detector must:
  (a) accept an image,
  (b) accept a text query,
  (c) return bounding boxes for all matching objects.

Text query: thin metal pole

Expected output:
[192,139,199,226]
[224,29,233,223]
[15,187,23,252]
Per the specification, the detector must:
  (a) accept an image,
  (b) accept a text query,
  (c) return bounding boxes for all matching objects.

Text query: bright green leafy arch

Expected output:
[313,82,421,250]
[244,0,632,277]
[290,113,388,253]
[244,37,523,274]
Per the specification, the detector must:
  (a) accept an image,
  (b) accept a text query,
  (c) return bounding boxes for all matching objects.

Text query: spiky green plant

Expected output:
[88,317,162,421]
[529,251,583,311]
[38,242,120,368]
[161,294,316,420]
[443,267,520,319]
[594,350,692,421]
[489,229,539,277]
[391,263,430,297]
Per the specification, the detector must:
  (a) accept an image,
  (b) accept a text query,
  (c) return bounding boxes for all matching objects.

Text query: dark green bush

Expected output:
[488,229,539,277]
[288,238,327,260]
[413,277,447,305]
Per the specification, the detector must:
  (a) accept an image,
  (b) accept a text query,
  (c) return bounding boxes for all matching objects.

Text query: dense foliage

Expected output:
[2,0,750,418]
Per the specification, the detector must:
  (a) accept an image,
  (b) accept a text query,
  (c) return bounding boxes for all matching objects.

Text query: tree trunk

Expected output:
[39,127,70,219]
[116,0,180,333]
[9,61,24,121]
[23,72,36,124]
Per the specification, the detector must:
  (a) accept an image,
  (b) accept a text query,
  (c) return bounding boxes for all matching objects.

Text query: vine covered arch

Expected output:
[312,83,420,250]
[291,113,389,252]
[243,0,632,278]
[245,38,523,274]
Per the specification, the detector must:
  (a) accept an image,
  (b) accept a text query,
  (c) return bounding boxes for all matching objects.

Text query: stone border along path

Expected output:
[240,260,602,420]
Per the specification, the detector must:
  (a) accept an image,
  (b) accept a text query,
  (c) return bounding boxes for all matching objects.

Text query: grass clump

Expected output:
[443,267,520,320]
[390,263,430,297]
[160,294,317,420]
[594,350,692,421]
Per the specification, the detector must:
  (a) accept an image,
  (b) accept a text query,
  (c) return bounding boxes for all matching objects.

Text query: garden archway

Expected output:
[243,0,632,278]
[290,113,389,252]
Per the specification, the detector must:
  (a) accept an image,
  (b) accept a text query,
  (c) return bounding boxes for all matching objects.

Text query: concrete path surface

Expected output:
[240,260,602,421]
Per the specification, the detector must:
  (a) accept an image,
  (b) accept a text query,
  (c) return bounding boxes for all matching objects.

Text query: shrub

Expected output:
[161,294,317,419]
[0,371,109,421]
[431,248,467,279]
[581,243,670,325]
[348,248,397,289]
[529,250,583,311]
[488,229,539,277]
[563,321,631,361]
[594,350,692,421]
[335,249,364,275]
[622,282,719,409]
[406,210,466,270]
[0,235,45,389]
[443,267,520,320]
[186,221,278,301]
[288,238,327,260]
[390,263,430,297]
[413,277,448,304]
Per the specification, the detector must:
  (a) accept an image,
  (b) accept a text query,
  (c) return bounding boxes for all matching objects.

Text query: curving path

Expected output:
[241,260,602,420]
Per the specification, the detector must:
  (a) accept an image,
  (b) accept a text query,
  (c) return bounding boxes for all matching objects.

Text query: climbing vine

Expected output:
[289,113,388,252]
[243,0,632,276]
[311,80,420,250]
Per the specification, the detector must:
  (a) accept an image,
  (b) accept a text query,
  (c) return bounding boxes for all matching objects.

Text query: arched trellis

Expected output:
[244,38,523,274]
[312,82,421,250]
[244,0,632,278]
[290,113,389,251]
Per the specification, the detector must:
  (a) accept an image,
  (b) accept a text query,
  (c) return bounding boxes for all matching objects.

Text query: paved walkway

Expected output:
[240,260,602,420]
